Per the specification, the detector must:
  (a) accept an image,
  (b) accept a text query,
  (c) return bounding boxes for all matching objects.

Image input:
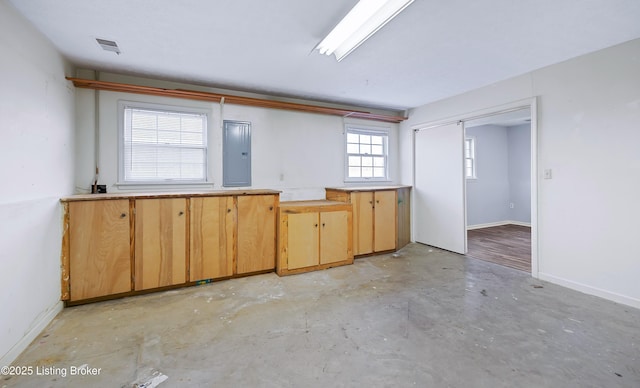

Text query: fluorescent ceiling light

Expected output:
[316,0,414,62]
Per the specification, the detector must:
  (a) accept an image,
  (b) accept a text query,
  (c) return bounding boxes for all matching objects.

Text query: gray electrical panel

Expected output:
[223,120,251,187]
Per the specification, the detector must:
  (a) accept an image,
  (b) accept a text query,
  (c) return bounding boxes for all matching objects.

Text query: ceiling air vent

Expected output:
[96,38,121,55]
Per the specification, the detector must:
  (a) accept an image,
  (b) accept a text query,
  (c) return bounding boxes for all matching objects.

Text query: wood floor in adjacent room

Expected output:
[466,224,531,272]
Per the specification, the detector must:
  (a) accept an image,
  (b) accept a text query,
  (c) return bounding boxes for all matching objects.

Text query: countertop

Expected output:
[325,185,411,192]
[60,189,281,202]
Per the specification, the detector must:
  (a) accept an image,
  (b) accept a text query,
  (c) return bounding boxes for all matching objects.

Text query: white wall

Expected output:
[466,123,531,226]
[401,38,640,308]
[466,125,510,226]
[74,72,400,200]
[0,0,75,365]
[507,124,531,223]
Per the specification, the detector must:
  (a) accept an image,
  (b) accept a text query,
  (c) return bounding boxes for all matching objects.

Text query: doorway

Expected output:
[464,109,532,272]
[412,98,538,277]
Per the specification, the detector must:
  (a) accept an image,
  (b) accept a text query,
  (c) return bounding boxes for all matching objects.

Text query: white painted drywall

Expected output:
[73,72,400,201]
[465,125,510,226]
[465,124,531,226]
[507,124,531,223]
[0,0,75,365]
[402,38,640,308]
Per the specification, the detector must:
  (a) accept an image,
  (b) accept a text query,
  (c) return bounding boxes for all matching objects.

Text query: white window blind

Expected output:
[346,126,388,181]
[121,104,208,183]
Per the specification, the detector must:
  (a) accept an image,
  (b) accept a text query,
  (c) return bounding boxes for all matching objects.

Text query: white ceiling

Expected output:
[8,0,640,111]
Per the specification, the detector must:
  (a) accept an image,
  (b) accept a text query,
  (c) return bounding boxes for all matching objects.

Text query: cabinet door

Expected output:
[287,212,319,269]
[135,198,187,290]
[69,200,131,301]
[190,196,235,281]
[374,191,397,252]
[320,211,349,265]
[352,191,374,255]
[237,195,277,273]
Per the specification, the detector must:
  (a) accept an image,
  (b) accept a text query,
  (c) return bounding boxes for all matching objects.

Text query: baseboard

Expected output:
[0,301,63,367]
[507,220,531,227]
[467,220,531,230]
[538,272,640,310]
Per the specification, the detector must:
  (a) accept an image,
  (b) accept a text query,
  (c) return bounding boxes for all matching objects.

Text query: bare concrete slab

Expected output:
[4,243,640,387]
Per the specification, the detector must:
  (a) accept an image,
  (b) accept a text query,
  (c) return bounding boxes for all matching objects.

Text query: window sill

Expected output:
[344,178,392,183]
[115,182,215,191]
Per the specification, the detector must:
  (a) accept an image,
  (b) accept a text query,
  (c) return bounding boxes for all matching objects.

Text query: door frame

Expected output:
[411,97,539,278]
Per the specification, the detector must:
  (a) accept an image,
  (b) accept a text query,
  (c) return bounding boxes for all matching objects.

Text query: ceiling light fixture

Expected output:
[315,0,414,62]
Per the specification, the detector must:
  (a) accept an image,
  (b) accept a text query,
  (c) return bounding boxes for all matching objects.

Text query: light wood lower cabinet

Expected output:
[61,190,279,304]
[337,190,395,255]
[373,190,396,252]
[352,191,374,255]
[237,195,278,274]
[134,198,187,290]
[277,201,353,276]
[67,200,132,302]
[320,211,350,265]
[189,196,235,281]
[326,186,411,256]
[286,212,320,270]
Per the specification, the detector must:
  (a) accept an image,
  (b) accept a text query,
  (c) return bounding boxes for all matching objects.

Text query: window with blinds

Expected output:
[345,126,389,181]
[120,102,208,184]
[465,137,476,179]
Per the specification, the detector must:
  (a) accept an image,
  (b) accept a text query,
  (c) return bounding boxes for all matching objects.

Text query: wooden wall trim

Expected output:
[66,77,407,124]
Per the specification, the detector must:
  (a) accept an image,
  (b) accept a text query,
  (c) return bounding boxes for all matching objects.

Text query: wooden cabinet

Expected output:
[61,190,279,305]
[189,196,235,281]
[351,191,374,255]
[320,211,350,265]
[326,186,411,256]
[134,198,187,290]
[66,200,132,302]
[277,201,352,276]
[373,190,396,252]
[237,195,278,274]
[286,212,320,270]
[190,193,278,279]
[333,189,394,255]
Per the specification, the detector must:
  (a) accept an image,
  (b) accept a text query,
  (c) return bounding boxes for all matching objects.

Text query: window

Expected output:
[119,102,209,184]
[464,137,476,179]
[345,126,389,181]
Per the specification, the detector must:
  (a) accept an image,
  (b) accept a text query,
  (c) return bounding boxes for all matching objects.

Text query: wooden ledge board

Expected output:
[67,77,407,124]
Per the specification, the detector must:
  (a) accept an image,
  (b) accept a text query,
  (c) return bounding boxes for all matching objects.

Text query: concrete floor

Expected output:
[5,243,640,387]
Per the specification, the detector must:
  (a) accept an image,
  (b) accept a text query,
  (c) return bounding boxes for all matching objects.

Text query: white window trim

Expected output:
[465,136,477,180]
[344,125,391,183]
[117,100,213,189]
